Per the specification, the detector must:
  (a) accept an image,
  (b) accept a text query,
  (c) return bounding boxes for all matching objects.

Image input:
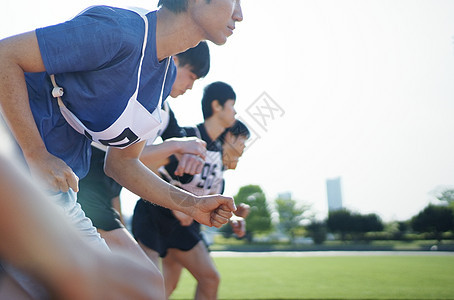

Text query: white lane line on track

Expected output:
[211,251,454,257]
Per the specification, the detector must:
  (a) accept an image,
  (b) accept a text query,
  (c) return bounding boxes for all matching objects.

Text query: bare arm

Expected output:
[105,141,236,227]
[140,137,206,174]
[0,31,78,192]
[0,155,159,299]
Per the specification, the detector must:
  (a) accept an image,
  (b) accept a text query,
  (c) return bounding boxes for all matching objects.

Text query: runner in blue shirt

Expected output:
[0,1,243,298]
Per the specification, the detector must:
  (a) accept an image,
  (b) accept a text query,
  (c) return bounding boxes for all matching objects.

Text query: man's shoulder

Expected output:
[73,6,150,34]
[78,5,148,18]
[182,126,199,138]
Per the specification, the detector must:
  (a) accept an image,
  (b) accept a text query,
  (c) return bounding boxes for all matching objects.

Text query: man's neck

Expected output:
[203,118,226,142]
[155,8,204,61]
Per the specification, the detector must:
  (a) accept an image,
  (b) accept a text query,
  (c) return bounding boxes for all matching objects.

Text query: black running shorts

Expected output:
[132,199,201,257]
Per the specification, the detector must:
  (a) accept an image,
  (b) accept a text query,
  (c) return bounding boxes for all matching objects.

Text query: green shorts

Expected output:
[77,146,123,231]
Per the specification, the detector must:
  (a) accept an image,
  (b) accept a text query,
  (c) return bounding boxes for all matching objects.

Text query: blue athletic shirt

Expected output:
[25,6,176,179]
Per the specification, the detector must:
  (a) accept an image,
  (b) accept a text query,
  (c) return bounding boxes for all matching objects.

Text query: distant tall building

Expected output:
[326,177,343,211]
[278,192,292,200]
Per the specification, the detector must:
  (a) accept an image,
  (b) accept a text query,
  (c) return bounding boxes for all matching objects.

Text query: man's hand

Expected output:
[235,203,250,218]
[190,195,236,228]
[173,137,206,175]
[230,215,246,238]
[26,151,79,192]
[174,153,204,176]
[172,210,194,226]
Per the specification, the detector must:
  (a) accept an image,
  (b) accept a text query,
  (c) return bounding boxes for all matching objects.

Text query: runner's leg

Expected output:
[161,253,184,298]
[166,241,219,300]
[99,228,165,300]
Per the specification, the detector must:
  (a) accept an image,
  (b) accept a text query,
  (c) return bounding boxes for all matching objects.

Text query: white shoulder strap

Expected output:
[157,58,171,115]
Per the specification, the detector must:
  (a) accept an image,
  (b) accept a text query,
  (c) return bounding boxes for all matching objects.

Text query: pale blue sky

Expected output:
[2,0,454,222]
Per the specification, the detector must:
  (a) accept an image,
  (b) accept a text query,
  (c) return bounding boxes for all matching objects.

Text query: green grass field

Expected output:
[170,254,454,300]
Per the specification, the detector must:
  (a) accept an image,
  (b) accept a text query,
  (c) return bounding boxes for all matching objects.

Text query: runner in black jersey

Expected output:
[132,82,251,300]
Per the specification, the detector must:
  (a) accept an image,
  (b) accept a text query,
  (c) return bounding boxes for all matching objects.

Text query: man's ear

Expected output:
[172,56,179,66]
[211,100,222,113]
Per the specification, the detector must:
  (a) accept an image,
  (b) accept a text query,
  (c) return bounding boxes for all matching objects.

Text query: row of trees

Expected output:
[221,184,454,244]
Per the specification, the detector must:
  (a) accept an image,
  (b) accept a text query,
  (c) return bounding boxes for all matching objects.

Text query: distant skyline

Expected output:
[1,0,454,223]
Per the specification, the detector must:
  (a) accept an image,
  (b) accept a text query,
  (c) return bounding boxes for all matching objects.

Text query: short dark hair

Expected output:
[158,0,211,13]
[201,81,236,120]
[176,41,210,78]
[219,120,250,144]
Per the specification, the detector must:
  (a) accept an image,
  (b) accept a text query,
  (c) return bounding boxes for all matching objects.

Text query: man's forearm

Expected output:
[0,66,47,157]
[139,140,180,171]
[0,156,162,299]
[105,152,196,217]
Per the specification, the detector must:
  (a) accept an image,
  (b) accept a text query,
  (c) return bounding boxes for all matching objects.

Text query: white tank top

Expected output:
[159,126,224,196]
[50,11,170,149]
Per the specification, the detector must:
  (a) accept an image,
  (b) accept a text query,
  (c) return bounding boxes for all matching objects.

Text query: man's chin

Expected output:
[170,90,184,98]
[209,35,228,46]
